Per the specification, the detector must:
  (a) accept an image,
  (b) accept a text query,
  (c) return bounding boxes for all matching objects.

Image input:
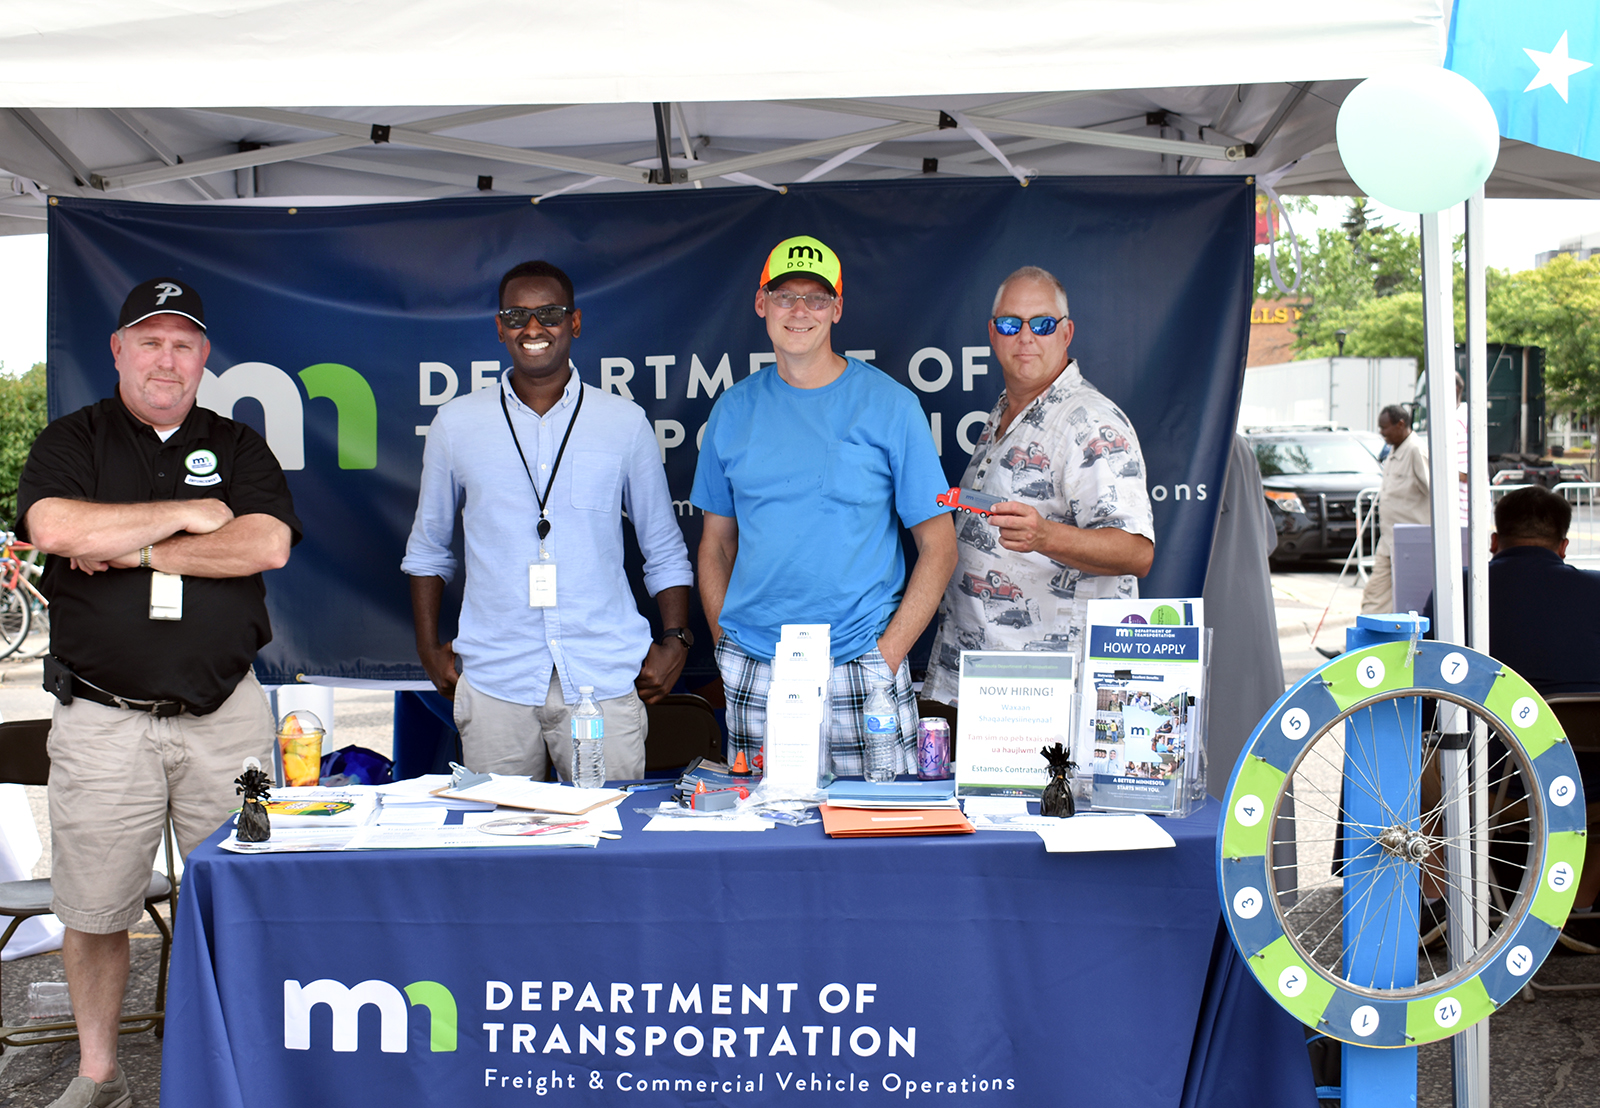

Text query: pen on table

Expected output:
[625,782,673,792]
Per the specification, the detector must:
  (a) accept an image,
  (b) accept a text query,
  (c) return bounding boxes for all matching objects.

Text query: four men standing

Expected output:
[16,249,1160,1104]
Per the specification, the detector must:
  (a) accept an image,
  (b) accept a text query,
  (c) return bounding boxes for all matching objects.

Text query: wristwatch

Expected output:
[657,627,694,650]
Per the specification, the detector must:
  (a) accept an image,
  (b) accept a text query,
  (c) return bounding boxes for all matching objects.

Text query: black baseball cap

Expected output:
[117,278,206,331]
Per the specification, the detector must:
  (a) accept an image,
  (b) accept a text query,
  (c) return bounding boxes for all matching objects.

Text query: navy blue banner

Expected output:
[46,178,1252,683]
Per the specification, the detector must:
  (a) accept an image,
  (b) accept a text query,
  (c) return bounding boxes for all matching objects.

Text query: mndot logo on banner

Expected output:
[198,362,378,471]
[284,978,457,1053]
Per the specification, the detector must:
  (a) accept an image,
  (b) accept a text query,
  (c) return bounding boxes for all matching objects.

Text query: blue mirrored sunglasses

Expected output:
[992,315,1065,336]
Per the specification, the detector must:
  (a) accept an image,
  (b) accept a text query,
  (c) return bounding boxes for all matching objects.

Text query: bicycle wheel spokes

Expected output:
[0,582,30,660]
[1268,690,1540,997]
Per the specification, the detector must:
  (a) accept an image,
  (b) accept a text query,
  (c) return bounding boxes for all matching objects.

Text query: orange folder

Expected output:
[819,804,975,838]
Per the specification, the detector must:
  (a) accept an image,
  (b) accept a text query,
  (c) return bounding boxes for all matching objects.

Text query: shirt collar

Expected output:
[500,365,580,416]
[1491,543,1564,565]
[112,386,203,444]
[997,357,1080,428]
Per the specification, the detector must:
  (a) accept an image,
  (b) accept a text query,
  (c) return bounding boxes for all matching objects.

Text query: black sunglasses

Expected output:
[498,305,573,329]
[992,315,1066,336]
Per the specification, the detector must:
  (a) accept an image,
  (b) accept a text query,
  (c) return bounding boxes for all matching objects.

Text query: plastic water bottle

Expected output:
[571,686,606,788]
[863,683,899,783]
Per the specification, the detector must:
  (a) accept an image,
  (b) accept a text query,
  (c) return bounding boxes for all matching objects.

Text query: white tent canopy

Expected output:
[0,1,1462,234]
[1,2,1444,108]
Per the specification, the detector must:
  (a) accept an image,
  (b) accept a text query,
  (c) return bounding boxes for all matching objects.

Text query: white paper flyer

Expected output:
[953,650,1075,797]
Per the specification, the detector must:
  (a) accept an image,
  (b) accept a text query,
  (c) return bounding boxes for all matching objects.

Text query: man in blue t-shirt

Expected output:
[691,235,957,775]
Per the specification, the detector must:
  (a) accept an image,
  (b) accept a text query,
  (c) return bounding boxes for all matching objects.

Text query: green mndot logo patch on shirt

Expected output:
[185,449,218,475]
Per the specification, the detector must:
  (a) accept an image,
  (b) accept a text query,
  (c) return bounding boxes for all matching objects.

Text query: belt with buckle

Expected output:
[72,679,185,717]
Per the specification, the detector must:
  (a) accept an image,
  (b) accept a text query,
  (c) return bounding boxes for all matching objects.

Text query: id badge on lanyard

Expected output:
[503,379,583,611]
[150,571,184,620]
[529,554,557,608]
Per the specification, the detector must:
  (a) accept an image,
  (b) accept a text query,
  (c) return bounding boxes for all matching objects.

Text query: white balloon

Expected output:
[1336,66,1500,213]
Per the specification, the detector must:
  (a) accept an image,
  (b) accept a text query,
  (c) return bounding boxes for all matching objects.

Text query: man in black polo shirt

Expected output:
[17,278,299,1108]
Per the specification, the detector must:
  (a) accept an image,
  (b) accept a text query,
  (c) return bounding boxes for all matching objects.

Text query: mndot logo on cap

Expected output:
[759,236,842,296]
[118,277,206,332]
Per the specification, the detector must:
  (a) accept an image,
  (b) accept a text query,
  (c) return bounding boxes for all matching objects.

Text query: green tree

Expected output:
[1257,197,1600,418]
[0,363,47,527]
[1485,254,1600,413]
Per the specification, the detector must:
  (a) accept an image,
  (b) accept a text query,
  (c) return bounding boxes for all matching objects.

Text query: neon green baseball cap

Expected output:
[759,235,843,296]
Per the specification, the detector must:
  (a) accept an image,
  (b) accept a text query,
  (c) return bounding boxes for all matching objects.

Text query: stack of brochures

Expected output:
[820,779,968,837]
[431,776,627,815]
[825,780,959,809]
[261,787,377,827]
[1077,598,1208,817]
[764,624,831,789]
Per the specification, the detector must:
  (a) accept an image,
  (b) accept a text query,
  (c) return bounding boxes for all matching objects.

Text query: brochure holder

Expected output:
[1077,599,1207,819]
[759,624,833,797]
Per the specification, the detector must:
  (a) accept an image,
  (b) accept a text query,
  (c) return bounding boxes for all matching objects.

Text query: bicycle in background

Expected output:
[0,531,47,661]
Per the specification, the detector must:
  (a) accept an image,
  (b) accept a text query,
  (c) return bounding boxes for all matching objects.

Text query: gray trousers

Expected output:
[453,669,647,781]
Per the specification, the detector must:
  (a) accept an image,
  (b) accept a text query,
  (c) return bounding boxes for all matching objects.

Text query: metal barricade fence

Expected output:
[1554,482,1600,564]
[1339,487,1382,586]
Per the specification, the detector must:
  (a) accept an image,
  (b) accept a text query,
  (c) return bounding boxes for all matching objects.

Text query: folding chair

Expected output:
[0,718,174,1049]
[643,693,724,772]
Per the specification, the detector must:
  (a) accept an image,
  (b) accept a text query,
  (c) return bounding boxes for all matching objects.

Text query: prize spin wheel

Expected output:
[1218,630,1586,1049]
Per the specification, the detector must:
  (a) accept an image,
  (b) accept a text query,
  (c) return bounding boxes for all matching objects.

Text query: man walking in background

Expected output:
[1362,404,1430,614]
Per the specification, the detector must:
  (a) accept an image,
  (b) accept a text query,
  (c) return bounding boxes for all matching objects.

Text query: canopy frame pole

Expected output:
[1455,187,1492,1108]
[9,108,94,190]
[774,95,1247,161]
[100,105,648,191]
[650,102,683,184]
[106,109,222,200]
[1421,206,1484,1108]
[1243,82,1312,159]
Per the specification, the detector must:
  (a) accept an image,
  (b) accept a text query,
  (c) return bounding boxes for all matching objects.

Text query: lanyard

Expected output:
[500,375,584,541]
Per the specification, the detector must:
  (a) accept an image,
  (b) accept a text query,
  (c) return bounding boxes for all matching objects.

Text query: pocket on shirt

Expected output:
[569,451,623,512]
[824,442,891,507]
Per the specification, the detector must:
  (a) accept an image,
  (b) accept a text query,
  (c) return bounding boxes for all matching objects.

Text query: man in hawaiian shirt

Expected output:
[923,266,1154,704]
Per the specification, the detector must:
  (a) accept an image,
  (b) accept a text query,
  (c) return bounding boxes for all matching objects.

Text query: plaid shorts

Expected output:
[714,635,919,777]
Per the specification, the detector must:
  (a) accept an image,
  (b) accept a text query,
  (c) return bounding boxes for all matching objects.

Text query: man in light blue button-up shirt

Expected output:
[403,261,694,781]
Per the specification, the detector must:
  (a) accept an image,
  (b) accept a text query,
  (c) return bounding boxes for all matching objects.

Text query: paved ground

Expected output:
[1,575,1596,1106]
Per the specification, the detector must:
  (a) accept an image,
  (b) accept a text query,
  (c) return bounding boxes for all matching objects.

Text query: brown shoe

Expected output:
[47,1068,132,1108]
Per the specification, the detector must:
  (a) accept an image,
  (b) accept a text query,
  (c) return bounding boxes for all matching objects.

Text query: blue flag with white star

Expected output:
[1447,1,1600,162]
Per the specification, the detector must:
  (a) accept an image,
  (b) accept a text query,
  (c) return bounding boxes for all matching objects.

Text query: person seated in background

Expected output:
[1489,486,1600,916]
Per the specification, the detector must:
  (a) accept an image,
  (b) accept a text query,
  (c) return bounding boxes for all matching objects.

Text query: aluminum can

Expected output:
[916,717,952,780]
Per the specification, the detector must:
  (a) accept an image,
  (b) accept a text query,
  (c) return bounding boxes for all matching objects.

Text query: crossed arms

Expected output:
[25,497,291,578]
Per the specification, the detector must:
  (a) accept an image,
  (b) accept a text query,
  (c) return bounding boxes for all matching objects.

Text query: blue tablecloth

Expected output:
[160,801,1315,1107]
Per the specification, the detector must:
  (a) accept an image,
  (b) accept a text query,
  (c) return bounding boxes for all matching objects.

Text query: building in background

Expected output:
[1535,231,1600,268]
[1247,298,1307,367]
